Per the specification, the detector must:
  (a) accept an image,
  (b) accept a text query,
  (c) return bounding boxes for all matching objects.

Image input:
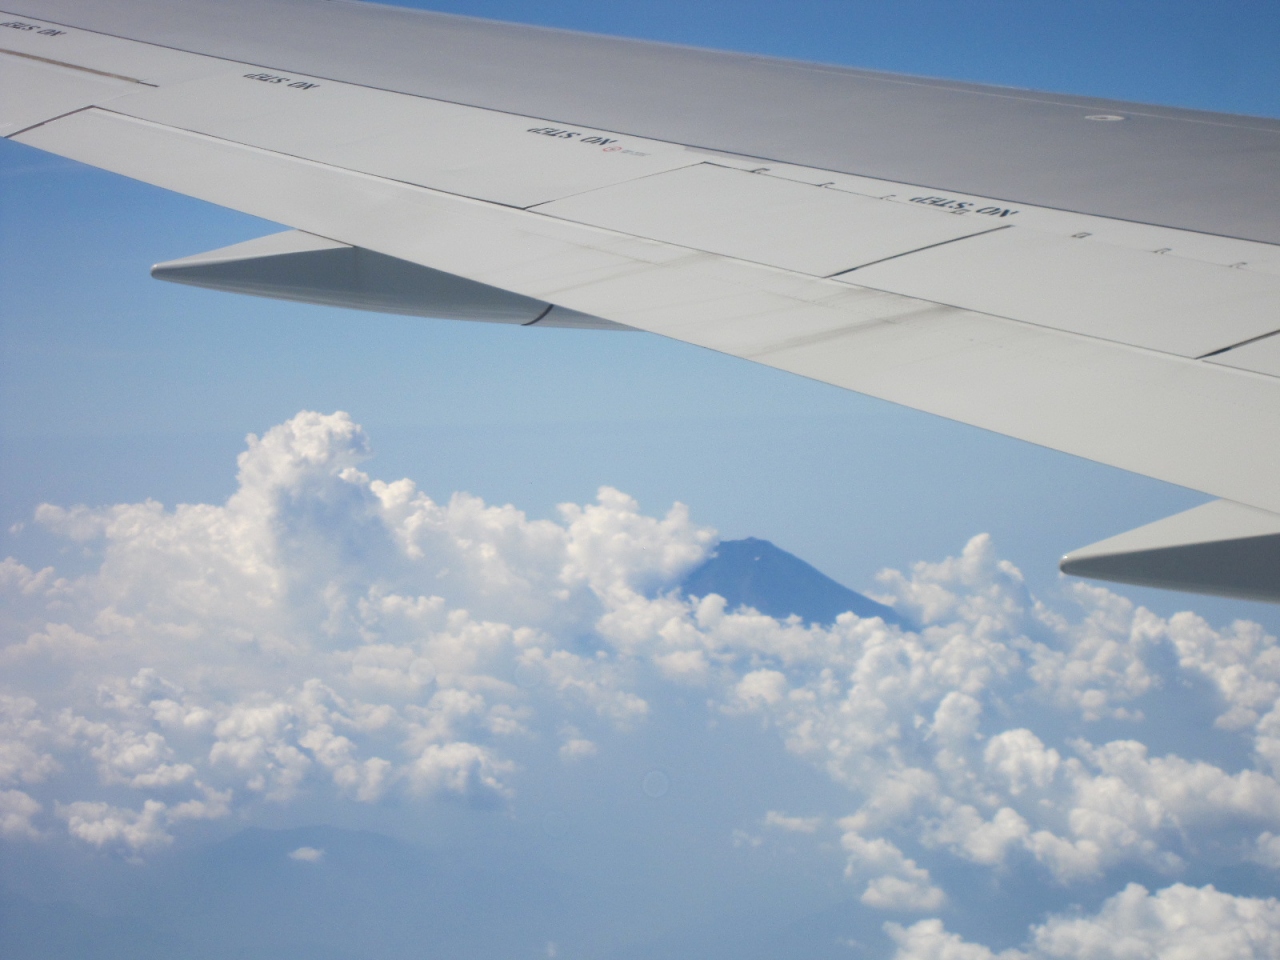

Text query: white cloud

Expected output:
[0,789,41,839]
[558,726,597,762]
[731,669,789,710]
[1026,584,1164,721]
[887,918,1024,960]
[405,740,514,799]
[1,411,714,830]
[764,810,822,833]
[57,799,174,853]
[890,884,1280,959]
[5,410,1280,950]
[841,831,946,912]
[1033,882,1280,959]
[1252,831,1280,869]
[984,730,1061,797]
[288,845,324,862]
[53,781,231,856]
[923,803,1029,866]
[1166,615,1280,733]
[0,695,59,786]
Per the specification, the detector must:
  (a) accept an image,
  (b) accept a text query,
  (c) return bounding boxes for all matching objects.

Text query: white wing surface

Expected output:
[3,1,1280,600]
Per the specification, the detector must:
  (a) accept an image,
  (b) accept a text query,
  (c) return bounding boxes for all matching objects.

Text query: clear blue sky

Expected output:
[3,3,1280,959]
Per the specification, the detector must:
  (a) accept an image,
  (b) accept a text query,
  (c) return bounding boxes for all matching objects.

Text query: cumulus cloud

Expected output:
[6,411,1280,953]
[0,789,41,839]
[0,696,59,786]
[54,783,231,855]
[558,726,597,762]
[887,918,1024,960]
[1,411,712,825]
[889,883,1280,960]
[842,831,946,911]
[288,845,324,862]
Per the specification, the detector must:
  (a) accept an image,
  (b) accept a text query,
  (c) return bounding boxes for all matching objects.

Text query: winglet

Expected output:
[1060,499,1280,603]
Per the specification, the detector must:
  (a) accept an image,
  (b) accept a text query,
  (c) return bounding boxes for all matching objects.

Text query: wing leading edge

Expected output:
[3,1,1279,601]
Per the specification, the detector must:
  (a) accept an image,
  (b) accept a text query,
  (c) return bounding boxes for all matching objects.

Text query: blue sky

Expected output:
[3,2,1280,958]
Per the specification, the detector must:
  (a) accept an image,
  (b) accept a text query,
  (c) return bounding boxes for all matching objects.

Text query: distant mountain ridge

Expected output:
[679,538,904,627]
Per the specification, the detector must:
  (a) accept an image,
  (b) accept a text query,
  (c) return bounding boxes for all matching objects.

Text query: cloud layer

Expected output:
[4,410,1280,956]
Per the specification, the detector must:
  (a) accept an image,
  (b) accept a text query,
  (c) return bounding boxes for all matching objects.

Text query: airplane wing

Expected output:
[3,0,1280,601]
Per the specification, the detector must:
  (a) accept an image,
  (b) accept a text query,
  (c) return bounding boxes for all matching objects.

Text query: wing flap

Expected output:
[1208,332,1280,376]
[533,162,998,277]
[843,226,1280,358]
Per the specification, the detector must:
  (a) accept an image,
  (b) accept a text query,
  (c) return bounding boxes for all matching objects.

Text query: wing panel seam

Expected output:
[0,45,153,83]
[824,225,1012,278]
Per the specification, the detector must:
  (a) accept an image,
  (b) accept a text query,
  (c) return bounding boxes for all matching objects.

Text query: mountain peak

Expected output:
[680,538,904,627]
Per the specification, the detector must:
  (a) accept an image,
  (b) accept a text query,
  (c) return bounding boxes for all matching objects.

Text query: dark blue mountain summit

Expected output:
[680,538,904,627]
